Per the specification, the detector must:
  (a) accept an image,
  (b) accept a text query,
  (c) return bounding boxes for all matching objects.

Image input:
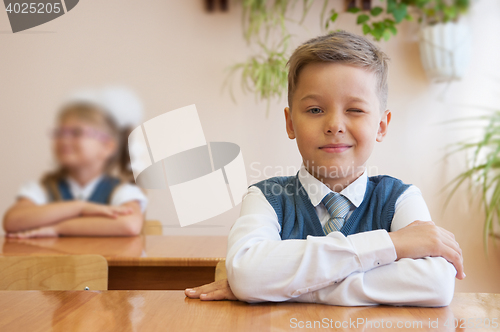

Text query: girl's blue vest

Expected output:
[46,176,121,204]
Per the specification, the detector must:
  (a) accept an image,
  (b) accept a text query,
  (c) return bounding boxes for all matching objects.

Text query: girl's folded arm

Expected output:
[3,198,84,233]
[53,200,143,236]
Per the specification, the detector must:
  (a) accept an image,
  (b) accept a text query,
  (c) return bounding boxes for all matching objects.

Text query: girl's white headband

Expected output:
[64,86,144,129]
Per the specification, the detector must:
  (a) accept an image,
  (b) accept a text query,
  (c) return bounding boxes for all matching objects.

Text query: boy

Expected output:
[185,31,464,306]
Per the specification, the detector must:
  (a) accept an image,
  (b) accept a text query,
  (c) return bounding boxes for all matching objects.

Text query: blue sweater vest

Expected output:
[251,173,411,240]
[46,176,121,204]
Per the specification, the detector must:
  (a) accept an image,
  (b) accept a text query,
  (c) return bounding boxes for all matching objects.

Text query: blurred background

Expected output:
[1,0,499,293]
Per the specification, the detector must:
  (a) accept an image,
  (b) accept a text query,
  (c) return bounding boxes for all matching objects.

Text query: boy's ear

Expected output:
[376,110,391,142]
[284,107,295,139]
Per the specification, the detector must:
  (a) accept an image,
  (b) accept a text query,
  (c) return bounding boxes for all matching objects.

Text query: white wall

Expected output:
[1,0,499,292]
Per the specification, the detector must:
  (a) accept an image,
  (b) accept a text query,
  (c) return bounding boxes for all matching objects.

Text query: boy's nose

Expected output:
[325,112,346,134]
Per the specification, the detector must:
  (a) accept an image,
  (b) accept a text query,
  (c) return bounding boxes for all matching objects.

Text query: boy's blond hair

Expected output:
[287,30,390,111]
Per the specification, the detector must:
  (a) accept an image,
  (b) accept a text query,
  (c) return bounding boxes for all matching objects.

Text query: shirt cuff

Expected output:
[347,229,397,272]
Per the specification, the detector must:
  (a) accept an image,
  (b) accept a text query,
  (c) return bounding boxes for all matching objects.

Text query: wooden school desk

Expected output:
[0,236,227,290]
[0,291,499,331]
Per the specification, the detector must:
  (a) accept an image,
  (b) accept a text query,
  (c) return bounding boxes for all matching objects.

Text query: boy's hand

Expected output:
[80,202,133,219]
[185,279,238,301]
[6,225,58,239]
[388,220,465,280]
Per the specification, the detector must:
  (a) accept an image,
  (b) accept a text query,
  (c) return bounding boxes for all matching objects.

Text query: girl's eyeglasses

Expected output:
[49,127,111,142]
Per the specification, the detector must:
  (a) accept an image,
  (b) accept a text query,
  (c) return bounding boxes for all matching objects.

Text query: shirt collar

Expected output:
[66,174,104,201]
[298,163,367,208]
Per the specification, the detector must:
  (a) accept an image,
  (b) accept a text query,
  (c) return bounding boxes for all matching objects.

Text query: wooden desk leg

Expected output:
[108,266,216,290]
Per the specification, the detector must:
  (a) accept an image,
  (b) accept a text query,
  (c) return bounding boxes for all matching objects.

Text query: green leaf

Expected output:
[425,8,436,18]
[383,29,392,41]
[370,6,383,16]
[392,3,408,23]
[362,23,371,35]
[347,7,361,13]
[456,0,470,12]
[389,25,397,35]
[372,23,384,40]
[415,0,431,8]
[329,11,338,23]
[387,0,396,13]
[320,0,329,28]
[443,6,458,22]
[357,14,370,25]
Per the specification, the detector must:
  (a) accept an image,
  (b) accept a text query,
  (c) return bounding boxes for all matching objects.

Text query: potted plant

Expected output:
[417,0,472,82]
[444,108,500,251]
[326,0,472,81]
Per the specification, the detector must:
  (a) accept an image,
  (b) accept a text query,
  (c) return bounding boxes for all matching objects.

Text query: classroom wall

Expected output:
[1,0,499,293]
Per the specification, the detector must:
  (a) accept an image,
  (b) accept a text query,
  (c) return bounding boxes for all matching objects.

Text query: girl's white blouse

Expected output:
[16,176,148,213]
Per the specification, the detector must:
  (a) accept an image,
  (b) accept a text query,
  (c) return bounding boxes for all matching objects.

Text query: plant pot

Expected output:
[419,21,472,82]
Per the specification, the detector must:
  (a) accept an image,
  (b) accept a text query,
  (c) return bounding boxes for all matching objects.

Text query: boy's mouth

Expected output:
[319,144,352,153]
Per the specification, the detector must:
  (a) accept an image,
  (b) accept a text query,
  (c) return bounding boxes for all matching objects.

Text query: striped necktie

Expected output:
[321,192,351,235]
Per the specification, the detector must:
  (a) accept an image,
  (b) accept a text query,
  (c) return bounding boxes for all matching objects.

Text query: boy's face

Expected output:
[285,62,391,189]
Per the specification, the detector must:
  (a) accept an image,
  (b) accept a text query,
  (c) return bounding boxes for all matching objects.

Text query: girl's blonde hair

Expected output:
[41,102,134,199]
[287,30,390,111]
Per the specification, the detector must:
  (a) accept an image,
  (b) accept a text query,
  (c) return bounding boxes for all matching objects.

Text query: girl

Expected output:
[3,87,148,238]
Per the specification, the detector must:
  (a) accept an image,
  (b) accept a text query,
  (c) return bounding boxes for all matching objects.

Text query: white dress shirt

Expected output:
[226,164,456,307]
[17,175,148,213]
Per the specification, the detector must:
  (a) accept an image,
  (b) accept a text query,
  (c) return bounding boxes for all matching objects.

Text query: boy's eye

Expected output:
[307,108,323,114]
[348,109,363,113]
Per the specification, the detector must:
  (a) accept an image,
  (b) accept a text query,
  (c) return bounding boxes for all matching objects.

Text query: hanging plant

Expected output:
[224,38,290,117]
[227,0,471,110]
[224,0,314,115]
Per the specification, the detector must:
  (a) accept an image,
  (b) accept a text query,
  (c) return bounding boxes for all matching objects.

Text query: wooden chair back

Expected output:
[0,254,108,290]
[215,259,227,281]
[141,220,163,235]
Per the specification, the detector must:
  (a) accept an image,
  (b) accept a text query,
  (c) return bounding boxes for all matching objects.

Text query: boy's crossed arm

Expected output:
[388,219,463,271]
[186,219,463,306]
